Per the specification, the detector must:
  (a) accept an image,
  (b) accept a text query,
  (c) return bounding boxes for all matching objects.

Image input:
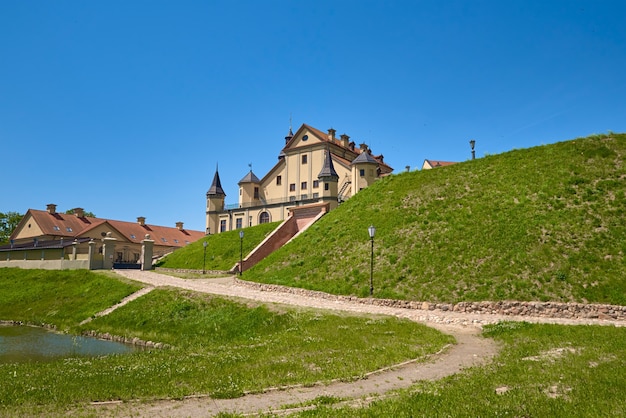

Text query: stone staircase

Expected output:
[233,202,329,273]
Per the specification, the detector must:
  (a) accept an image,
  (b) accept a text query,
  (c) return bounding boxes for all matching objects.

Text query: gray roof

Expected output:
[207,169,226,196]
[238,170,261,184]
[318,149,339,180]
[351,151,379,165]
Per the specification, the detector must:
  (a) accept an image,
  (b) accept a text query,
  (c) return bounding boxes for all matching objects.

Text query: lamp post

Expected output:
[239,230,244,276]
[368,225,376,296]
[469,139,476,160]
[202,241,208,274]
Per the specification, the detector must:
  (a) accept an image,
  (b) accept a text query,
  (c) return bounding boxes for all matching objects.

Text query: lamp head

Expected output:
[239,230,244,239]
[368,225,376,239]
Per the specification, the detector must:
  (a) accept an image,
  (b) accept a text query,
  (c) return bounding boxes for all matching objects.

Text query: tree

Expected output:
[64,209,96,218]
[0,212,23,244]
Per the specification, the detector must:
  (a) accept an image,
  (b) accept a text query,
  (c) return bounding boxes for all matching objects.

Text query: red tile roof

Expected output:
[12,209,204,247]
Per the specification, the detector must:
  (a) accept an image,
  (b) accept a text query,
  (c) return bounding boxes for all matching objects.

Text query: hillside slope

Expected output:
[246,133,626,305]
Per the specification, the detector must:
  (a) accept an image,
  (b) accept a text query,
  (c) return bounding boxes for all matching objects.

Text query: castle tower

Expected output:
[238,169,261,207]
[318,148,339,210]
[351,148,379,194]
[205,167,226,234]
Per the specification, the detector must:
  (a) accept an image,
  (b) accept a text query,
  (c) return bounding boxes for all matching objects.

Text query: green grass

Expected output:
[155,221,280,271]
[239,133,626,305]
[299,323,626,417]
[0,270,451,415]
[0,268,141,330]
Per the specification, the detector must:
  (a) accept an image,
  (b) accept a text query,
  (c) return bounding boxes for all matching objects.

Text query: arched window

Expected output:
[259,211,270,224]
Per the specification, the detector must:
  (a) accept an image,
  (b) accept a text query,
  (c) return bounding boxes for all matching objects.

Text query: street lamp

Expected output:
[202,241,208,274]
[469,139,476,160]
[239,230,244,276]
[368,225,376,296]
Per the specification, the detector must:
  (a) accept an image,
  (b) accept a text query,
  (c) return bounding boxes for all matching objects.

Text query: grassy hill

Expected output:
[156,221,280,271]
[244,133,626,305]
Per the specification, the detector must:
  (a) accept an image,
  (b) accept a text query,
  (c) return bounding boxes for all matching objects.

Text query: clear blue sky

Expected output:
[2,0,625,232]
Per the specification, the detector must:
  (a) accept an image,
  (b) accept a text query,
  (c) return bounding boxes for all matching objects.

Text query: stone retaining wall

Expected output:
[235,279,626,321]
[81,330,171,349]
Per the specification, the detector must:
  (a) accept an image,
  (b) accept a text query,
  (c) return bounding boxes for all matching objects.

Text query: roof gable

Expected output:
[284,124,329,150]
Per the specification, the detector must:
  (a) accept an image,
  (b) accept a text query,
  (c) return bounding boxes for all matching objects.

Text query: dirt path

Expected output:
[87,270,622,417]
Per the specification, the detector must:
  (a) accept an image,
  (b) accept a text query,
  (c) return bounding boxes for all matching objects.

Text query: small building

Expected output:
[421,159,457,170]
[3,204,204,268]
[206,123,393,234]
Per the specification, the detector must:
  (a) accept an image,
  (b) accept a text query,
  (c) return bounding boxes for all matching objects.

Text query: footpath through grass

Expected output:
[245,133,626,305]
[296,322,626,417]
[0,268,451,416]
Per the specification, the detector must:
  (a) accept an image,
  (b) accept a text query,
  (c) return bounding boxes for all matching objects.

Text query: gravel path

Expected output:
[87,269,623,417]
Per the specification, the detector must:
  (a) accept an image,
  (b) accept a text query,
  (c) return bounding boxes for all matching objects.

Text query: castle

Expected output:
[206,123,393,234]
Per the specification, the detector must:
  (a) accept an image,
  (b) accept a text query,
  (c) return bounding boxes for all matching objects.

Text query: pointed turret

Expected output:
[318,148,340,209]
[206,166,226,234]
[318,148,339,181]
[207,168,226,196]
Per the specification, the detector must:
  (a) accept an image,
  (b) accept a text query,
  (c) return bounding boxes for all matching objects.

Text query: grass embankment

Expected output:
[243,133,626,305]
[0,268,140,330]
[0,269,450,415]
[155,221,280,271]
[303,322,626,417]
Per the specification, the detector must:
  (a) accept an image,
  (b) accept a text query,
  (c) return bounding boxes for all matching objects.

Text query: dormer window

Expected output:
[66,227,73,232]
[53,226,60,231]
[130,234,136,239]
[161,238,167,242]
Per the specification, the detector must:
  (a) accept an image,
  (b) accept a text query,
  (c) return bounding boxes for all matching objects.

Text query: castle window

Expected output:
[313,192,319,198]
[289,196,296,202]
[236,218,243,229]
[325,183,330,191]
[301,181,307,190]
[254,187,259,199]
[302,155,307,164]
[220,220,227,233]
[313,180,319,188]
[276,176,282,185]
[259,212,270,224]
[289,183,296,192]
[360,169,365,177]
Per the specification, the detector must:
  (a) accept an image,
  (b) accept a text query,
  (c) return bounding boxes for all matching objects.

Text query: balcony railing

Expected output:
[224,195,321,211]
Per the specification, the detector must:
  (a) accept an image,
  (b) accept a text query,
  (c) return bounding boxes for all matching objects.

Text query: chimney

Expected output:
[73,208,84,217]
[176,221,184,230]
[137,216,146,226]
[47,203,57,214]
[406,165,410,172]
[327,128,336,141]
[340,134,350,148]
[359,143,369,152]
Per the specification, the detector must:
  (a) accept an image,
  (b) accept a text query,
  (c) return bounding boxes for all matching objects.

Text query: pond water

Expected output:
[0,325,139,363]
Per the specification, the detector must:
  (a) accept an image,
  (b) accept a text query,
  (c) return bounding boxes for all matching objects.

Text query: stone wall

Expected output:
[235,279,626,322]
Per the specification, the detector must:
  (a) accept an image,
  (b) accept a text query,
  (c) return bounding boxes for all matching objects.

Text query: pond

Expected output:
[0,325,140,363]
